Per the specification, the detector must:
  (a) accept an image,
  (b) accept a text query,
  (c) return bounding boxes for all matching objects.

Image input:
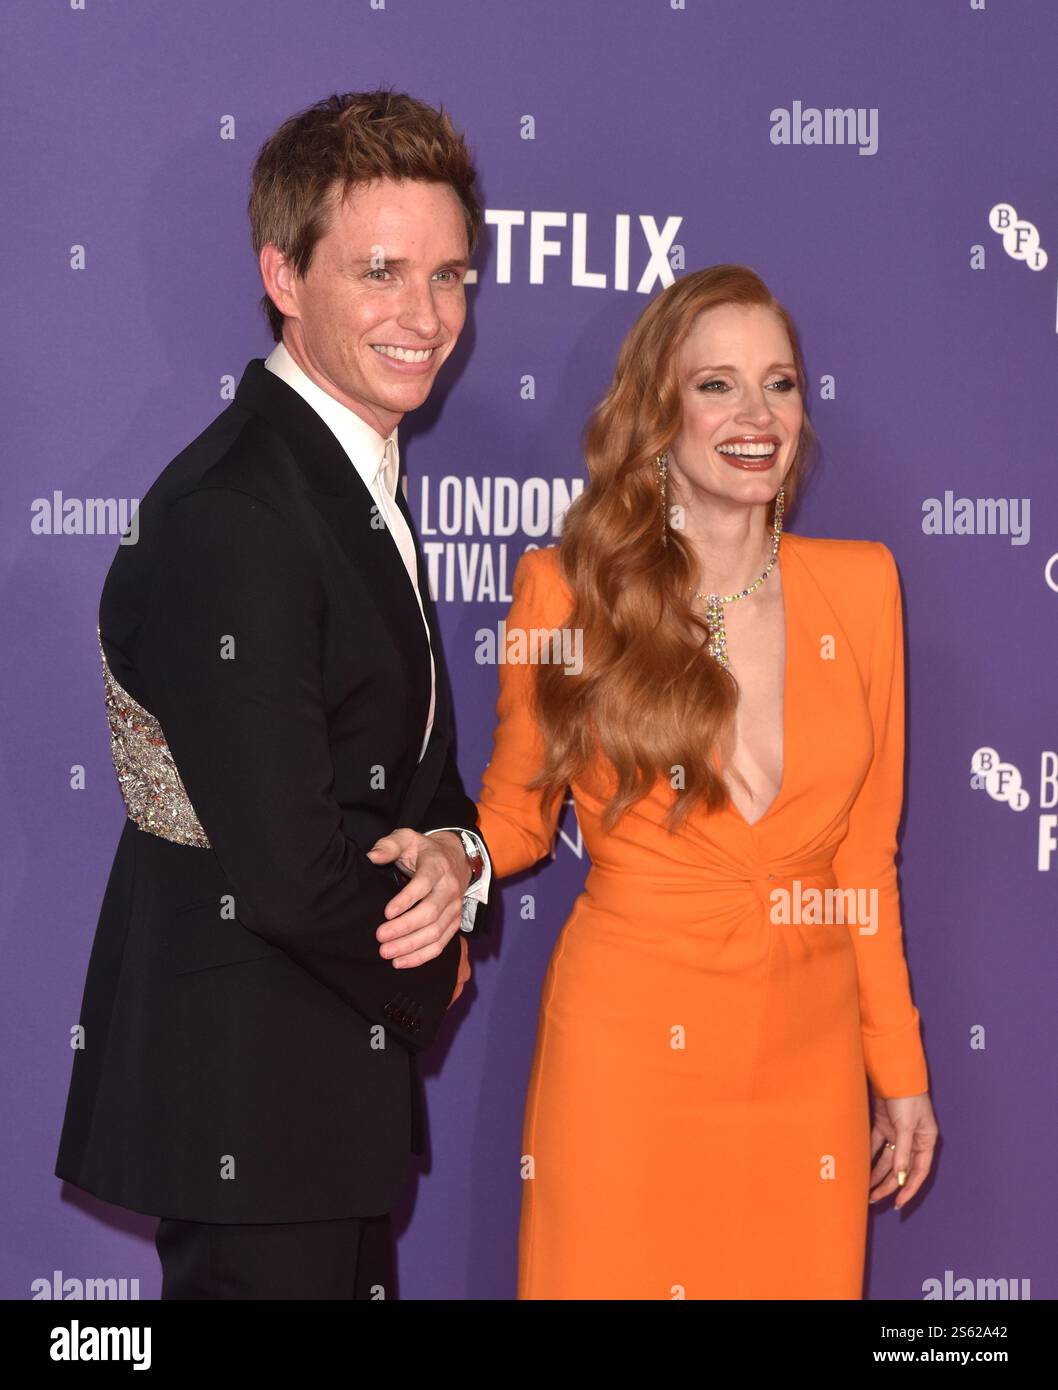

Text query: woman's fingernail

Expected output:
[896,1170,908,1187]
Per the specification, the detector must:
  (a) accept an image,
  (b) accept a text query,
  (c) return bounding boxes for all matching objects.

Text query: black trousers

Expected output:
[155,1212,394,1299]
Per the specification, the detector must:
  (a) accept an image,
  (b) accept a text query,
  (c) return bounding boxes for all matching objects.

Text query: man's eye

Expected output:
[366,269,390,281]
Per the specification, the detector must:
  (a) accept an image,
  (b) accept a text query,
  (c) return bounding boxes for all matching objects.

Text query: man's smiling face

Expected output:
[261,176,471,437]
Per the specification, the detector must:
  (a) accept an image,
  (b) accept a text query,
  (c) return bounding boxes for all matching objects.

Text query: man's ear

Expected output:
[260,242,299,321]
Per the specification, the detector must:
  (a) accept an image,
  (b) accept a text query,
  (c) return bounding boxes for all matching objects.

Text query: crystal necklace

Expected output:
[690,491,784,671]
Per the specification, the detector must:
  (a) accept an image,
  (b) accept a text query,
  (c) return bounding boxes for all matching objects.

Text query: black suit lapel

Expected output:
[232,359,452,827]
[233,359,431,730]
[390,480,458,829]
[393,481,452,738]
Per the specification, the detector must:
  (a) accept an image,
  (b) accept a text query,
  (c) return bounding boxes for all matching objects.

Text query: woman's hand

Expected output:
[869,1092,939,1210]
[449,936,471,1008]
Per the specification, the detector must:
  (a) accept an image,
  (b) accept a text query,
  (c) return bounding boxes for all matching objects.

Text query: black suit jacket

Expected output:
[55,358,493,1223]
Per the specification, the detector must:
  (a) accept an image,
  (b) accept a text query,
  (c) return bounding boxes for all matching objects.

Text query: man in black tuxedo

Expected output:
[55,91,493,1299]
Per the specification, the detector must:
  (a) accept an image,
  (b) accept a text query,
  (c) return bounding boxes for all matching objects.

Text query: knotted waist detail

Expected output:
[584,856,839,915]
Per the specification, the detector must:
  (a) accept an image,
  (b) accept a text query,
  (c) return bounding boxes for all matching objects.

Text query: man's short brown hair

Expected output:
[248,89,483,342]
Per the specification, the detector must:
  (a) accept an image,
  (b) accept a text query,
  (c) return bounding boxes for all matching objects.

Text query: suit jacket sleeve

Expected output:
[832,542,929,1099]
[474,548,567,878]
[137,484,461,1051]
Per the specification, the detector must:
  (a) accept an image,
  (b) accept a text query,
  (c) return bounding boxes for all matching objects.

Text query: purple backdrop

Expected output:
[3,0,1056,1301]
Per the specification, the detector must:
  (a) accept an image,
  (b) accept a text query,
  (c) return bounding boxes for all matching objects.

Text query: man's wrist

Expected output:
[423,826,489,902]
[423,828,474,891]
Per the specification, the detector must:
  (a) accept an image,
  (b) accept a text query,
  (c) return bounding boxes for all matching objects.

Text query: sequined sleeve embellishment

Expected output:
[97,625,212,849]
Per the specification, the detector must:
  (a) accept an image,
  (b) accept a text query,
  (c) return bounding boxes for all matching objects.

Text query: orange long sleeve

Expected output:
[832,543,929,1099]
[475,547,568,878]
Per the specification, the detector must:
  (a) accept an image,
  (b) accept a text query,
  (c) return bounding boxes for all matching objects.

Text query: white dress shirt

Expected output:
[264,340,490,931]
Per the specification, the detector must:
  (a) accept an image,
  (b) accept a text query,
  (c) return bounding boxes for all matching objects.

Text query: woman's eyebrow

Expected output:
[693,361,797,373]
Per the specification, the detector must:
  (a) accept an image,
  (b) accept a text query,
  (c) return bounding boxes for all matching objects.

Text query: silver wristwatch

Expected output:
[454,829,485,887]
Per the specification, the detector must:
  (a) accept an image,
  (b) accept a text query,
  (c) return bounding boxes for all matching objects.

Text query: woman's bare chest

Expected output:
[718,585,786,825]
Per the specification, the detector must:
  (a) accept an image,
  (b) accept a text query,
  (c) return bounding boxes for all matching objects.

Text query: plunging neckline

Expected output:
[722,536,794,831]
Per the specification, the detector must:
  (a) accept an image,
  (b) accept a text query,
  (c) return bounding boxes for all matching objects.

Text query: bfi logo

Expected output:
[986,201,1058,335]
[988,203,1048,272]
[970,747,1058,871]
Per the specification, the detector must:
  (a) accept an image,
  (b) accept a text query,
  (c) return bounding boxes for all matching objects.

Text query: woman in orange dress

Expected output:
[475,265,939,1300]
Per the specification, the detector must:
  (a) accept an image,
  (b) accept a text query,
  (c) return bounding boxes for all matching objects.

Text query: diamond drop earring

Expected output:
[655,451,669,545]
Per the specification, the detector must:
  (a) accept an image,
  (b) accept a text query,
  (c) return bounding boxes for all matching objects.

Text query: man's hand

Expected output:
[367,828,470,967]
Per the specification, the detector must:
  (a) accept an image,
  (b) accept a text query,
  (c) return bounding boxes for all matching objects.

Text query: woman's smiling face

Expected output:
[669,302,803,511]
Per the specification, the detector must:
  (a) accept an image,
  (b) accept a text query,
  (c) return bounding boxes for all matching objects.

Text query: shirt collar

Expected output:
[263,339,399,496]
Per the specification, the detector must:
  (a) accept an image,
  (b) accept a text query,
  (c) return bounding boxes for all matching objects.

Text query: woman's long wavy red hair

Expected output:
[527,264,819,833]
